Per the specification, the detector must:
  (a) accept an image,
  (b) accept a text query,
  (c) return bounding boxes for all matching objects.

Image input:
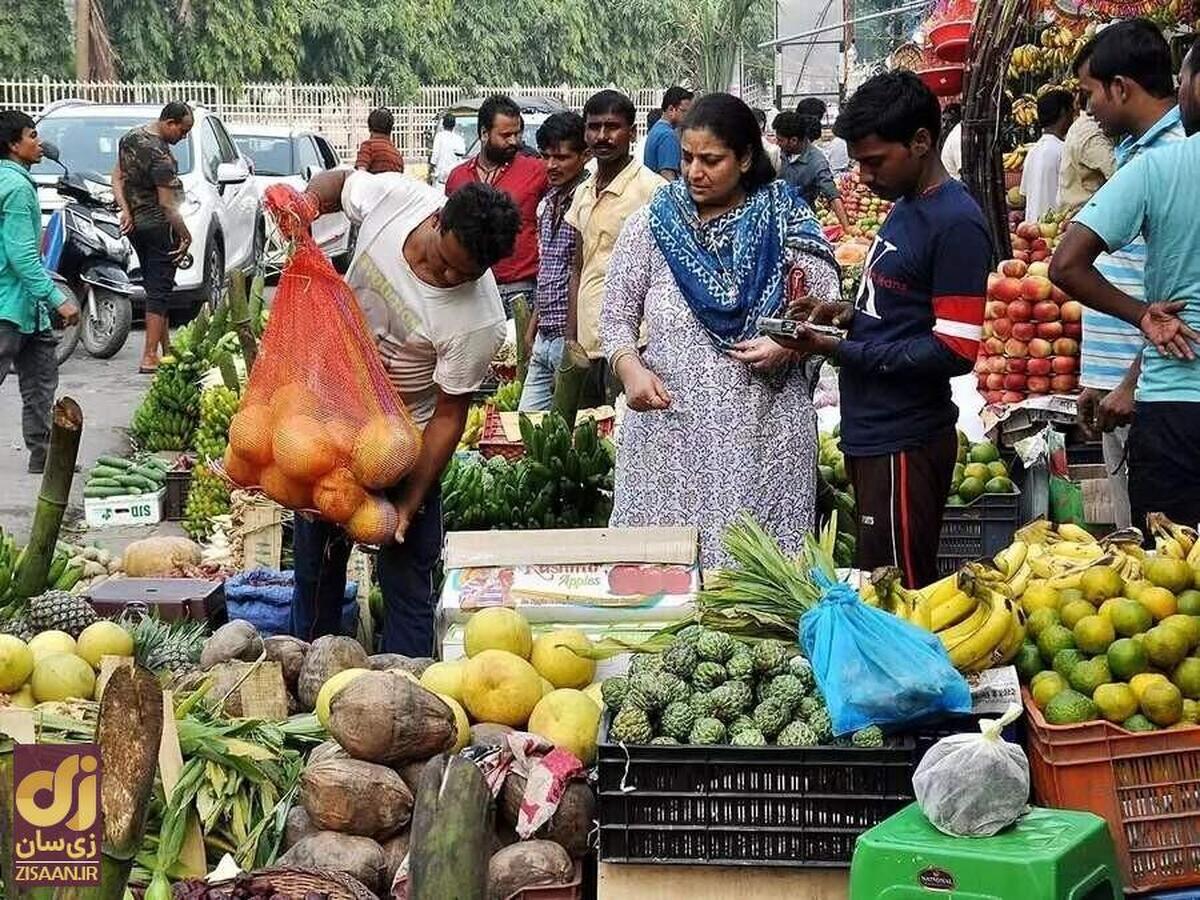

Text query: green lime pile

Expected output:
[949,436,1015,506]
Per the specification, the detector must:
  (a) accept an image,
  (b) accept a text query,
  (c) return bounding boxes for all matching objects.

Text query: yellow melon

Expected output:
[313,467,368,524]
[269,382,320,422]
[345,494,399,545]
[229,404,274,466]
[260,465,313,510]
[222,446,260,487]
[351,415,421,490]
[272,414,337,483]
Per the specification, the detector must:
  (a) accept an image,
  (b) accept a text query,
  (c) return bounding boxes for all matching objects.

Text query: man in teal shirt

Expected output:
[1050,42,1200,532]
[0,110,79,473]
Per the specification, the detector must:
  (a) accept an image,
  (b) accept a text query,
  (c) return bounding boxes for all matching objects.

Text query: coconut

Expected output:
[122,536,202,577]
[470,723,515,749]
[199,620,264,670]
[327,670,456,764]
[300,758,413,839]
[487,840,573,900]
[369,653,433,676]
[351,415,420,489]
[283,805,317,850]
[381,830,411,889]
[345,494,399,545]
[500,774,595,858]
[396,759,429,794]
[297,635,369,710]
[263,635,309,688]
[277,831,385,894]
[308,739,350,766]
[229,404,274,466]
[222,446,260,487]
[313,467,367,524]
[260,464,313,510]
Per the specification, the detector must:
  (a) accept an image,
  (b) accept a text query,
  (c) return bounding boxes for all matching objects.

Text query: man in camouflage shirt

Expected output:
[112,101,192,373]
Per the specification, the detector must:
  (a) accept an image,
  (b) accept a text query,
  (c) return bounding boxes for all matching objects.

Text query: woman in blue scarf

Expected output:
[600,93,841,567]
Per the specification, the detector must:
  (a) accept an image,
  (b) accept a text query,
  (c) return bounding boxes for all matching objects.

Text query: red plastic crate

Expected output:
[1023,689,1200,894]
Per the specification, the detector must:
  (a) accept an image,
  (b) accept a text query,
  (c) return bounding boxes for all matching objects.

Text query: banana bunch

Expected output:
[870,567,934,631]
[1003,146,1028,171]
[942,560,1027,672]
[458,403,487,450]
[1012,97,1038,128]
[1147,512,1198,561]
[1039,25,1077,50]
[1099,527,1146,582]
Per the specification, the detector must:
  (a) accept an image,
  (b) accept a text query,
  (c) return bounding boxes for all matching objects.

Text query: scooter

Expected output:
[39,141,141,360]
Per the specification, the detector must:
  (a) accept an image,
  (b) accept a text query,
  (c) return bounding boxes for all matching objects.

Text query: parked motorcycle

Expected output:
[39,141,140,360]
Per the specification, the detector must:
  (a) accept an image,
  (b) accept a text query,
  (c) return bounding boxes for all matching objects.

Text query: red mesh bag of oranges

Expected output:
[223,184,421,545]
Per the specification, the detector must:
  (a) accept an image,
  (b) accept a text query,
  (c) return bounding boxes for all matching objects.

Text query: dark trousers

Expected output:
[0,324,58,468]
[129,225,177,316]
[291,487,443,656]
[847,427,959,590]
[1129,401,1200,535]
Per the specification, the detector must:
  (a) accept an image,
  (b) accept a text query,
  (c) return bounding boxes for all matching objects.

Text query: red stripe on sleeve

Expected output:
[933,294,985,324]
[935,332,981,361]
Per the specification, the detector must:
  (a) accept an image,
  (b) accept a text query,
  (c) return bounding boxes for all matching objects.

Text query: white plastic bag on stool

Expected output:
[912,702,1029,837]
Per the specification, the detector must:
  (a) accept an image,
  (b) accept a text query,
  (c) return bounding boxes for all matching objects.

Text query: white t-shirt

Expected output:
[941,122,963,179]
[1020,133,1064,221]
[820,136,850,173]
[342,172,505,426]
[430,130,466,185]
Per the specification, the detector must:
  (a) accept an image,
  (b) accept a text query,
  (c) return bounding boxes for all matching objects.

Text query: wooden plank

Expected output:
[157,690,207,877]
[597,863,850,900]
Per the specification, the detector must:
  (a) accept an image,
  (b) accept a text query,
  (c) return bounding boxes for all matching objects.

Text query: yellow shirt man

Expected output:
[566,159,664,358]
[1057,112,1115,211]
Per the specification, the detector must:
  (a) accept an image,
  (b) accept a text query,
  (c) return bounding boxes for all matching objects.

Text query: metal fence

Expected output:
[0,79,675,163]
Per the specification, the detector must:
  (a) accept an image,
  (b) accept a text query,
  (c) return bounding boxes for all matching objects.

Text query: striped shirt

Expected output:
[534,180,585,338]
[1079,107,1185,391]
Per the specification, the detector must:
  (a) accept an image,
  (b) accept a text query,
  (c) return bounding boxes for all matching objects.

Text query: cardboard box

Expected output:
[439,527,699,626]
[597,863,848,900]
[83,488,166,528]
[239,496,286,570]
[1070,463,1115,528]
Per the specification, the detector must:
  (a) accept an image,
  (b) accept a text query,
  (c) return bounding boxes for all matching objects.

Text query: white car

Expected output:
[228,124,353,271]
[32,101,259,310]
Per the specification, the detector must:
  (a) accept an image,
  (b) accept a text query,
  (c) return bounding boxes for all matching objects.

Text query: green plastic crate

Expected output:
[850,803,1122,899]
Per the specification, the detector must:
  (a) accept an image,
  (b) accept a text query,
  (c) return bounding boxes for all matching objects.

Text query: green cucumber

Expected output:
[86,477,124,489]
[97,455,134,470]
[117,474,158,491]
[84,486,126,498]
[131,465,167,484]
[89,465,127,480]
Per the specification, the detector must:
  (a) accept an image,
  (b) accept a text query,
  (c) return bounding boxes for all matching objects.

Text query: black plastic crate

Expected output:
[597,719,917,867]
[936,488,1023,577]
[163,468,193,521]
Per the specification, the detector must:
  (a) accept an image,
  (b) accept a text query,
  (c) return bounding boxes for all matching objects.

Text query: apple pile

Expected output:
[1009,219,1062,265]
[976,256,1083,405]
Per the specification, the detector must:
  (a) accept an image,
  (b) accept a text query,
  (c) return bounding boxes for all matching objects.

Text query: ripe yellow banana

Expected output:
[1047,568,1086,591]
[923,573,962,608]
[946,588,1015,669]
[911,594,932,631]
[1156,537,1186,560]
[1028,555,1057,579]
[1188,538,1200,569]
[931,590,979,632]
[1048,542,1103,562]
[993,541,1028,578]
[1057,523,1098,544]
[936,599,989,645]
[965,607,1025,672]
[1007,562,1032,598]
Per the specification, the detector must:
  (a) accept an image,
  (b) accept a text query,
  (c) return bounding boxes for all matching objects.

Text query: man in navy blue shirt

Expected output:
[771,71,992,588]
[642,86,693,181]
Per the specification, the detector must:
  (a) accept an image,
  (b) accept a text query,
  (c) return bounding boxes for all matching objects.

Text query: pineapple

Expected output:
[125,615,207,675]
[29,591,96,638]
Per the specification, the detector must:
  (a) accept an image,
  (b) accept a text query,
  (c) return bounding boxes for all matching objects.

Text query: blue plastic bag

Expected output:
[799,570,972,735]
[225,568,358,638]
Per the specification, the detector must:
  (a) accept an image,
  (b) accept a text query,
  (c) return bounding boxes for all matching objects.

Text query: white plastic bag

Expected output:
[912,703,1029,837]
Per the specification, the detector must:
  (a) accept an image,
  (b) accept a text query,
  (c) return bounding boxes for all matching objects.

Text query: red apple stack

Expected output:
[978,237,1082,405]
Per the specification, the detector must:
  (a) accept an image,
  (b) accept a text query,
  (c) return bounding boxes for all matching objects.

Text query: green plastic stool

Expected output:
[850,803,1122,899]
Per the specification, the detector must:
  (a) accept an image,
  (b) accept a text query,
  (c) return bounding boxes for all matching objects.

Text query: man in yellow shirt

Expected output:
[1057,94,1115,211]
[566,90,664,403]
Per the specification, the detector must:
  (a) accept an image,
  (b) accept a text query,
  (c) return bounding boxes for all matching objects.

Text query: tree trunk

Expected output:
[14,398,83,598]
[551,340,592,428]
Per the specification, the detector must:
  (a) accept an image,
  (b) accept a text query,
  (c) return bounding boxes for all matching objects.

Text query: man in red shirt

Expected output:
[354,108,404,174]
[446,95,548,314]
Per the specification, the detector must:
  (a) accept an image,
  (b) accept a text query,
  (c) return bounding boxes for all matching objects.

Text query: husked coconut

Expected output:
[470,723,515,749]
[381,830,411,888]
[264,635,309,688]
[307,739,349,766]
[327,670,455,764]
[487,840,573,900]
[296,635,369,710]
[199,620,263,669]
[300,758,413,840]
[278,831,386,894]
[283,805,317,850]
[500,774,595,858]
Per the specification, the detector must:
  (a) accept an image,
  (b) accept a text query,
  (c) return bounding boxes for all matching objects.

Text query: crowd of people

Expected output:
[1,17,1198,658]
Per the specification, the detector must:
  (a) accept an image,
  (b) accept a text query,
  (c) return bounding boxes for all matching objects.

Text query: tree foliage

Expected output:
[9,0,769,96]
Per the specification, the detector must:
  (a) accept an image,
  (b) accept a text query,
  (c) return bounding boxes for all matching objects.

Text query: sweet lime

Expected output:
[1015,642,1043,682]
[1044,689,1098,725]
[1094,683,1138,723]
[987,461,1009,479]
[1068,657,1112,697]
[1061,599,1098,630]
[1184,698,1200,724]
[1021,582,1060,616]
[1081,567,1124,604]
[1106,638,1150,680]
[1141,680,1184,727]
[1057,588,1087,608]
[1073,615,1115,655]
[1122,713,1157,732]
[1052,648,1086,681]
[1144,625,1189,669]
[1138,586,1178,622]
[1025,607,1060,639]
[1162,615,1200,649]
[1110,599,1153,637]
[1038,624,1077,664]
[1130,672,1171,702]
[1097,598,1125,623]
[969,440,1000,464]
[1178,590,1200,617]
[958,477,986,503]
[1124,580,1152,602]
[1172,657,1200,700]
[1030,671,1069,709]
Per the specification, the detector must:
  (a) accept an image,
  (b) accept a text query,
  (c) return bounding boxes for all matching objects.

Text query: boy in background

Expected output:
[355,108,404,174]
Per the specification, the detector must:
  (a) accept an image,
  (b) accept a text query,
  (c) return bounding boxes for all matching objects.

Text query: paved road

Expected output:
[0,328,185,550]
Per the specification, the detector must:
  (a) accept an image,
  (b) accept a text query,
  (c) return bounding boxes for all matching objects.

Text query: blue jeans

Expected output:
[518,332,565,412]
[290,487,443,656]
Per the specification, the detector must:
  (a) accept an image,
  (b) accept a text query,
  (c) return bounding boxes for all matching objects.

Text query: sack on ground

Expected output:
[912,703,1029,837]
[799,570,971,734]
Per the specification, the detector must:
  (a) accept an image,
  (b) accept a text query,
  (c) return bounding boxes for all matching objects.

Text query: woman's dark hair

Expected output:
[479,94,522,133]
[646,108,662,130]
[367,107,394,135]
[681,93,775,194]
[583,89,636,126]
[834,70,941,145]
[440,182,520,271]
[0,110,35,155]
[1073,18,1174,99]
[537,111,586,153]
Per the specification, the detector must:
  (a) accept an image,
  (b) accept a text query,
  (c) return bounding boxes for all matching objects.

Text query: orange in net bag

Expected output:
[223,184,422,545]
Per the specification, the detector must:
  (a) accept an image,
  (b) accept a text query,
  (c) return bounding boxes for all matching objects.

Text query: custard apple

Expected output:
[726,650,754,681]
[728,715,756,736]
[765,674,806,714]
[661,701,696,741]
[628,653,664,676]
[753,640,792,675]
[650,736,680,745]
[776,720,819,747]
[808,708,834,743]
[788,654,816,690]
[688,716,727,745]
[709,680,752,720]
[798,695,823,720]
[610,706,653,744]
[696,630,737,663]
[625,672,667,712]
[753,698,790,739]
[675,624,704,647]
[690,690,715,718]
[659,672,691,705]
[852,725,885,748]
[731,727,767,746]
[692,660,727,691]
[661,641,698,678]
[601,676,629,710]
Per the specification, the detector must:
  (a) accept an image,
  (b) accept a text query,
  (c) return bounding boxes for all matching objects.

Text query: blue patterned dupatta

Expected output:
[647,178,837,350]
